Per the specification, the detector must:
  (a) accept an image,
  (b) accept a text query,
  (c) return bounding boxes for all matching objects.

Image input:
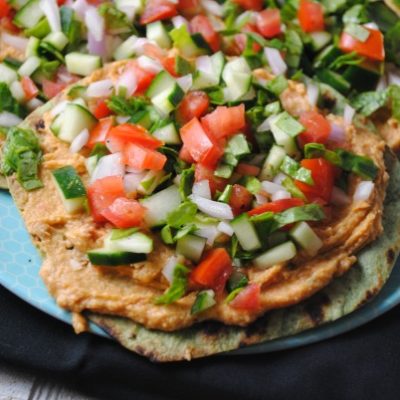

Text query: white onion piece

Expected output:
[328,122,346,144]
[376,74,388,91]
[331,186,351,206]
[72,0,89,19]
[26,98,44,111]
[116,116,130,124]
[124,172,146,193]
[173,174,181,186]
[255,193,268,205]
[86,79,113,98]
[91,153,125,183]
[0,112,22,127]
[131,38,153,55]
[172,15,189,29]
[257,117,271,132]
[306,82,319,107]
[85,7,105,42]
[177,74,193,93]
[50,100,70,117]
[39,0,61,32]
[217,221,234,236]
[343,104,355,126]
[388,71,400,86]
[271,190,291,201]
[273,172,287,185]
[118,4,137,21]
[189,194,234,220]
[196,55,213,75]
[195,224,219,245]
[201,0,223,16]
[69,128,89,153]
[353,181,374,202]
[192,180,211,200]
[125,166,144,174]
[262,180,285,195]
[264,47,287,76]
[1,32,29,52]
[364,22,379,30]
[116,69,138,97]
[162,256,179,283]
[137,55,163,73]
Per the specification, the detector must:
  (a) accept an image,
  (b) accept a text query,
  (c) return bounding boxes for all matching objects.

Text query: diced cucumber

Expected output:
[65,53,102,76]
[13,0,44,29]
[137,170,166,195]
[50,112,64,136]
[52,166,86,214]
[43,31,69,51]
[9,0,30,9]
[313,45,342,70]
[222,57,252,101]
[115,0,143,20]
[152,122,181,145]
[192,51,225,90]
[85,155,98,176]
[140,185,182,227]
[253,241,297,269]
[289,221,323,256]
[58,104,97,143]
[87,249,147,266]
[259,145,287,180]
[146,21,171,49]
[104,232,153,254]
[169,25,208,58]
[0,63,18,85]
[176,234,206,262]
[342,63,381,92]
[18,56,41,77]
[309,31,332,52]
[10,81,26,103]
[316,69,351,95]
[231,214,261,251]
[24,17,50,38]
[25,37,40,57]
[113,35,138,60]
[175,55,192,76]
[269,115,298,156]
[191,290,216,315]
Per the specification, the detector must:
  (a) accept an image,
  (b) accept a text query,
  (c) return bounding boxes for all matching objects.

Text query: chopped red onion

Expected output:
[85,7,105,42]
[0,112,23,127]
[124,172,146,193]
[91,153,125,183]
[217,221,234,236]
[86,79,114,98]
[264,47,287,76]
[116,116,131,124]
[69,128,89,153]
[255,193,268,205]
[271,190,291,201]
[201,0,223,16]
[176,74,193,92]
[39,0,61,32]
[1,32,29,52]
[388,71,400,86]
[189,194,234,220]
[72,0,89,19]
[26,98,44,111]
[195,224,219,245]
[116,69,138,97]
[171,16,189,28]
[87,32,107,58]
[328,122,346,144]
[192,180,211,199]
[353,181,374,202]
[261,180,285,195]
[343,104,355,126]
[137,55,163,73]
[331,186,350,206]
[306,81,319,107]
[273,172,287,185]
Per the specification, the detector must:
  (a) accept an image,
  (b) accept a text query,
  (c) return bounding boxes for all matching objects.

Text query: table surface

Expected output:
[0,362,93,400]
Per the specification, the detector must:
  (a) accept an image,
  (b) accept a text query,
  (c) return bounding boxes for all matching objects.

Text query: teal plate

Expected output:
[1,187,400,354]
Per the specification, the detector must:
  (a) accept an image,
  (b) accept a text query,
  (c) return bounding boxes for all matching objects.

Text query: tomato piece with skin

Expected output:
[42,80,68,99]
[256,9,281,39]
[128,60,157,94]
[230,283,261,311]
[195,164,227,195]
[88,176,125,223]
[87,117,114,149]
[201,104,246,140]
[190,248,233,292]
[236,163,260,177]
[93,99,112,119]
[176,91,210,126]
[0,0,12,19]
[295,158,335,203]
[124,143,167,171]
[248,198,305,216]
[229,184,253,216]
[339,29,385,62]
[200,143,224,169]
[162,55,178,77]
[298,0,325,33]
[189,15,220,53]
[101,197,146,228]
[140,0,177,24]
[232,0,263,11]
[1,15,20,33]
[20,76,39,100]
[179,145,196,164]
[298,111,331,147]
[177,0,201,17]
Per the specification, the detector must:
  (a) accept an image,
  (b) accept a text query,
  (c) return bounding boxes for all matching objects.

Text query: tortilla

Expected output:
[5,61,400,361]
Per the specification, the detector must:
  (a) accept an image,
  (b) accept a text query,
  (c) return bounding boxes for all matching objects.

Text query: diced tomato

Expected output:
[42,79,67,99]
[230,283,261,311]
[190,248,233,292]
[86,0,104,4]
[101,197,146,228]
[177,0,201,17]
[233,30,262,54]
[229,184,253,216]
[107,123,163,153]
[87,117,114,149]
[189,15,220,53]
[57,0,67,5]
[93,100,112,119]
[124,143,167,171]
[201,104,245,140]
[140,0,177,24]
[176,91,210,126]
[180,117,222,167]
[179,145,196,164]
[236,163,260,177]
[0,0,12,19]
[162,55,178,77]
[232,0,263,11]
[256,9,281,38]
[1,15,20,33]
[20,76,39,101]
[195,164,227,195]
[248,198,305,216]
[339,28,385,62]
[295,158,335,203]
[298,0,324,33]
[298,111,331,147]
[127,60,157,94]
[88,176,125,223]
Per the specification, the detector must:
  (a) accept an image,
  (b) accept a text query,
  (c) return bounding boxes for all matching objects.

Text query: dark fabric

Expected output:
[1,284,399,400]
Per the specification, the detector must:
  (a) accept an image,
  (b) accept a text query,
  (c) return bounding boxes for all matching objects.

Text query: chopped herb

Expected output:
[274,112,304,138]
[166,201,198,228]
[106,95,148,116]
[280,156,314,185]
[155,264,189,305]
[90,143,109,158]
[227,271,248,293]
[218,184,233,203]
[265,75,288,96]
[191,290,216,314]
[343,5,369,25]
[179,166,194,200]
[0,83,27,118]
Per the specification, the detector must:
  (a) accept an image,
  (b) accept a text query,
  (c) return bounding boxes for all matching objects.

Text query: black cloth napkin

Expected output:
[1,284,399,400]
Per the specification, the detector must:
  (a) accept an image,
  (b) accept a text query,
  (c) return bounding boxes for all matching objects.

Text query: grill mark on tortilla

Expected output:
[304,292,331,325]
[386,248,395,265]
